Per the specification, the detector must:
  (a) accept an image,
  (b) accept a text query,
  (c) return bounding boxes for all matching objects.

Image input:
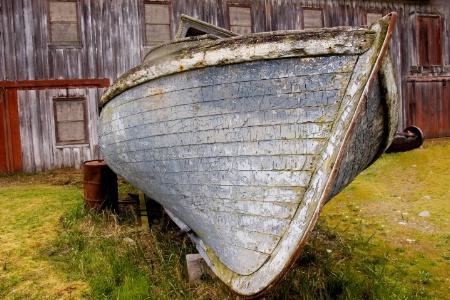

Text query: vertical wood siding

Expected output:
[0,0,449,172]
[2,0,449,102]
[18,87,103,172]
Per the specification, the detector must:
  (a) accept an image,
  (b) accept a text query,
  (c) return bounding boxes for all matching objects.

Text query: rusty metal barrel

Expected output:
[83,160,118,212]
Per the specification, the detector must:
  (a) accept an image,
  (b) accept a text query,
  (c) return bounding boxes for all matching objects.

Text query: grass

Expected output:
[0,139,449,299]
[45,200,234,299]
[0,171,87,299]
[318,138,450,299]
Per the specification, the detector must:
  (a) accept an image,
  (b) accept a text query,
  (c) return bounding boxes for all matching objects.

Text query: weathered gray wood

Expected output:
[18,90,34,171]
[39,89,53,171]
[29,89,44,172]
[18,88,98,172]
[99,14,398,297]
[100,54,353,275]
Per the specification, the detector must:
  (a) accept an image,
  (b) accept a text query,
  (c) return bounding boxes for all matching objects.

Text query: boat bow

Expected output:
[99,13,398,297]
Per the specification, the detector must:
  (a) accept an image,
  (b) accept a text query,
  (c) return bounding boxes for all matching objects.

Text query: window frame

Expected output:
[48,0,82,48]
[365,11,383,26]
[53,96,89,146]
[227,4,253,34]
[142,0,172,47]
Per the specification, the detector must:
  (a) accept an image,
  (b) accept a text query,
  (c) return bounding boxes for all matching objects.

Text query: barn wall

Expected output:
[17,86,105,172]
[0,0,449,172]
[1,0,449,82]
[0,0,143,82]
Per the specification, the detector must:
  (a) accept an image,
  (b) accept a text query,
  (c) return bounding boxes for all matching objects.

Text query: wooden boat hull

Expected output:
[99,13,398,297]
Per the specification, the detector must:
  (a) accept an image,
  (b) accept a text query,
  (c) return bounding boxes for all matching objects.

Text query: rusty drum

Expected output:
[83,160,118,212]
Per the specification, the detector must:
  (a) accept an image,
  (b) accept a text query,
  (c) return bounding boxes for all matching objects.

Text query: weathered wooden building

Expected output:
[1,0,449,173]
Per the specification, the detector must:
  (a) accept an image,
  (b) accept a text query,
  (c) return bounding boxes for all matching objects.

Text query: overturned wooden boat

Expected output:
[98,13,399,297]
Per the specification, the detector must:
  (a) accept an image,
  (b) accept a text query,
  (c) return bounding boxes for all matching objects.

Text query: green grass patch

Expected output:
[320,138,450,299]
[43,201,232,299]
[0,171,87,299]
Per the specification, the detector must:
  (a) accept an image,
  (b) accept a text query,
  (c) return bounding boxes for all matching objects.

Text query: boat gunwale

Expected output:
[99,26,377,108]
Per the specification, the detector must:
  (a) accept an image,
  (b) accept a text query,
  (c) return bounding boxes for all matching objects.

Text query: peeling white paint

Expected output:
[99,13,399,298]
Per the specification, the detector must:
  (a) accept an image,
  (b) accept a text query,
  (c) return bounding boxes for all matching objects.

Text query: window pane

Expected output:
[367,12,383,25]
[229,7,252,27]
[145,24,171,44]
[50,23,79,43]
[54,98,87,144]
[55,101,84,121]
[57,121,85,142]
[303,9,323,29]
[49,2,77,22]
[417,16,442,65]
[230,25,252,35]
[145,4,170,24]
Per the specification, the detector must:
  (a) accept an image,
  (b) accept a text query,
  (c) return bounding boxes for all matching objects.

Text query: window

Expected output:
[229,6,252,34]
[53,97,88,145]
[366,12,383,25]
[48,0,81,46]
[303,8,323,29]
[144,2,171,46]
[416,15,443,66]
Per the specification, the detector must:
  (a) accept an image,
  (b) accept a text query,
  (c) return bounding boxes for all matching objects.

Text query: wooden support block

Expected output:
[144,194,164,228]
[186,254,216,284]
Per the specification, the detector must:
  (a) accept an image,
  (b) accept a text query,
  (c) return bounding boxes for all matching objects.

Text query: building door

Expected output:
[407,78,450,138]
[0,88,22,174]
